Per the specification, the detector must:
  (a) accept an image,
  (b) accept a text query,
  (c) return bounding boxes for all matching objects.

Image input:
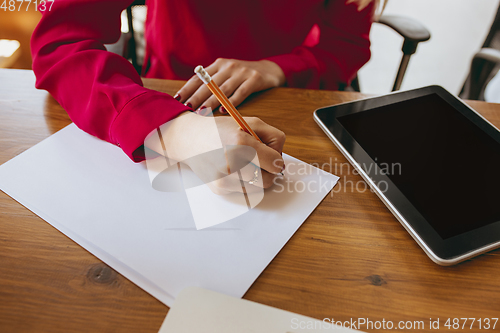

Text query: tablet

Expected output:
[313,85,500,265]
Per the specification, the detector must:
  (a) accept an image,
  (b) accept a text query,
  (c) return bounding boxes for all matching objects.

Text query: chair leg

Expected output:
[392,54,411,91]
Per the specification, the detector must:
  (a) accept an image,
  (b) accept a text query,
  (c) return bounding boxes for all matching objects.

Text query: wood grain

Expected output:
[1,69,500,333]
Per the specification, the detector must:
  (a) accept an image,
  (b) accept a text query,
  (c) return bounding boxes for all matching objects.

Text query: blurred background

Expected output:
[0,9,39,69]
[359,0,500,95]
[1,0,499,97]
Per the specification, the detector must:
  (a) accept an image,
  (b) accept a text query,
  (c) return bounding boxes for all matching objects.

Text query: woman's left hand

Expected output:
[174,58,286,114]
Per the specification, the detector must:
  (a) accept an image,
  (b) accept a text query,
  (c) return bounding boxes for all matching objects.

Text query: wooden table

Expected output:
[1,69,500,333]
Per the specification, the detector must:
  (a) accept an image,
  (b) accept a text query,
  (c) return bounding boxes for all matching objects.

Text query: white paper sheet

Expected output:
[0,124,338,306]
[159,287,364,333]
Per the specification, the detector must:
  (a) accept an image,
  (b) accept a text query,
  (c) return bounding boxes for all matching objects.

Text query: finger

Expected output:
[208,172,264,194]
[174,61,222,104]
[249,119,286,155]
[243,182,267,193]
[216,69,251,113]
[231,162,258,182]
[228,165,280,189]
[195,105,214,117]
[175,75,204,105]
[244,117,286,160]
[226,74,260,109]
[260,170,281,188]
[199,95,221,114]
[239,131,284,174]
[203,75,246,112]
[226,163,261,187]
[186,69,234,111]
[184,84,213,111]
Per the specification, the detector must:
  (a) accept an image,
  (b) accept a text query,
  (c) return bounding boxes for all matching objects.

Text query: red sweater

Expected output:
[31,0,373,161]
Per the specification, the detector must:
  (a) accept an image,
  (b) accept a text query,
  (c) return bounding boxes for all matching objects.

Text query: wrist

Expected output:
[146,111,223,164]
[261,60,286,87]
[144,111,193,161]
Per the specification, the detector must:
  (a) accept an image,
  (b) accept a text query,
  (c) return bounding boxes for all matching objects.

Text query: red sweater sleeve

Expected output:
[266,0,374,90]
[31,0,190,162]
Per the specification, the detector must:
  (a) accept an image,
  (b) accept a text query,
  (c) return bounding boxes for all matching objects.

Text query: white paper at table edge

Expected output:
[0,124,338,307]
[158,287,364,333]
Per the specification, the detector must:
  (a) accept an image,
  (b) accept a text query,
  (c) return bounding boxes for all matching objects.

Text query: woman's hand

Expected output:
[145,112,286,195]
[174,59,286,114]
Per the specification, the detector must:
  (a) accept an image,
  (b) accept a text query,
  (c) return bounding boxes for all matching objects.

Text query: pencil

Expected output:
[194,65,262,143]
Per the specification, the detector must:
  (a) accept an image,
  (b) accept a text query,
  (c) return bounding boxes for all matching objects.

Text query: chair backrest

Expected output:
[460,3,500,100]
[348,15,431,92]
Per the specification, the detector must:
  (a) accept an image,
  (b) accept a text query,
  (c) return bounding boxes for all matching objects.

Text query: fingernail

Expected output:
[220,106,227,114]
[185,102,193,109]
[174,93,181,101]
[278,163,285,176]
[196,106,207,115]
[202,106,212,116]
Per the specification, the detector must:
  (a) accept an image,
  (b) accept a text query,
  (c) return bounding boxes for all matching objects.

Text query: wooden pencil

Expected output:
[194,65,262,143]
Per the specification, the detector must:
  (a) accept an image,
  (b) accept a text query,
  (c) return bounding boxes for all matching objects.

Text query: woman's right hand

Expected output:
[145,112,286,195]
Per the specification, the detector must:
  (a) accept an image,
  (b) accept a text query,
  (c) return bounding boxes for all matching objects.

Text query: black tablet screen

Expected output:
[338,93,500,239]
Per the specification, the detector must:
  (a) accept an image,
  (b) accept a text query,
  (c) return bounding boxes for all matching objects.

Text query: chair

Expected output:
[357,14,431,92]
[105,0,146,74]
[124,0,146,74]
[460,4,500,101]
[120,2,431,93]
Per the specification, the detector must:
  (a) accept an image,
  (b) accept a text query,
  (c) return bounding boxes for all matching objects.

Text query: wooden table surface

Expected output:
[1,69,500,333]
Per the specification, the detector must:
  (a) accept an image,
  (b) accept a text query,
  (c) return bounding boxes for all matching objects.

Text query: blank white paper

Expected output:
[159,287,364,333]
[0,124,338,306]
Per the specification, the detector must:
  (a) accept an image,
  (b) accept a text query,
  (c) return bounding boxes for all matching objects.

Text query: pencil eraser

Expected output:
[194,65,211,84]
